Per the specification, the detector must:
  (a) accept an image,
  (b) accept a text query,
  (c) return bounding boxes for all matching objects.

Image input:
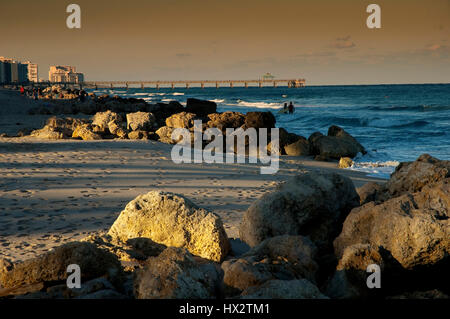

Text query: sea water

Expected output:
[89,83,450,179]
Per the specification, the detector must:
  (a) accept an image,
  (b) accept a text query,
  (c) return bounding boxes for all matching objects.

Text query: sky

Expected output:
[1,0,449,85]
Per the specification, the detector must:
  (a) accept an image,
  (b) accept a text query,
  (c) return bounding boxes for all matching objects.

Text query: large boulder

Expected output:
[356,182,389,205]
[309,126,366,159]
[72,124,102,140]
[206,112,245,133]
[241,279,328,299]
[284,136,311,156]
[126,112,156,131]
[221,236,318,295]
[244,112,276,129]
[325,244,401,299]
[239,172,359,250]
[92,111,123,133]
[155,126,178,144]
[165,112,198,129]
[0,242,123,290]
[185,98,217,116]
[267,128,306,156]
[134,247,222,299]
[386,154,450,197]
[334,178,450,270]
[108,191,230,262]
[30,117,89,140]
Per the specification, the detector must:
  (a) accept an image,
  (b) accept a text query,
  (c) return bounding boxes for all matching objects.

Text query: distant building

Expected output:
[49,65,84,83]
[24,61,38,83]
[262,73,275,80]
[0,57,38,84]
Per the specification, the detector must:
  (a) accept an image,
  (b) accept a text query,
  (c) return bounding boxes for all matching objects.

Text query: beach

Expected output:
[0,88,385,262]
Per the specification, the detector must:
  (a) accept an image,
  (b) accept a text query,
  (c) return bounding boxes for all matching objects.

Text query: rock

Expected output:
[128,130,149,140]
[155,126,181,144]
[328,125,366,155]
[108,120,128,138]
[267,128,303,155]
[126,112,156,131]
[284,137,311,156]
[30,117,89,140]
[338,157,353,168]
[108,191,230,262]
[386,154,450,197]
[72,124,102,140]
[134,247,222,299]
[206,112,245,133]
[82,234,166,264]
[30,127,65,140]
[165,112,198,129]
[309,126,366,159]
[185,98,217,116]
[221,236,318,295]
[356,182,388,205]
[239,172,359,250]
[241,279,328,299]
[92,111,123,133]
[244,112,276,129]
[325,244,400,299]
[334,178,450,270]
[0,242,123,289]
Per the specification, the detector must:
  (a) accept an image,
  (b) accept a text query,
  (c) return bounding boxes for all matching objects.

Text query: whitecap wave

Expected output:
[226,100,282,109]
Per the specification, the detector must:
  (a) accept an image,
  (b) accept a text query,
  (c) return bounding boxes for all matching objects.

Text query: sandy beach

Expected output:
[0,89,384,262]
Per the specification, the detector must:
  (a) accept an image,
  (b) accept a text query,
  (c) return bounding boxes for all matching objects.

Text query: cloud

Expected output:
[332,36,356,49]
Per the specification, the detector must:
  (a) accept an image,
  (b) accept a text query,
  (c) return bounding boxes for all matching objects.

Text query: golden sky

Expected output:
[1,0,449,84]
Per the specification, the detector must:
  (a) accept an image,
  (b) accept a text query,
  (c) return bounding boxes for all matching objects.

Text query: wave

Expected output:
[210,99,225,103]
[224,100,282,109]
[171,92,185,96]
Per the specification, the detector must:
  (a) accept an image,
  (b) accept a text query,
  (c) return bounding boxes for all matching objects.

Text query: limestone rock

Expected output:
[155,126,178,144]
[239,172,359,249]
[108,191,230,262]
[92,111,123,133]
[72,124,102,140]
[221,236,318,294]
[284,137,311,156]
[126,112,156,131]
[108,120,128,138]
[206,112,245,133]
[334,179,450,270]
[0,242,123,289]
[386,154,450,197]
[165,112,198,129]
[134,247,222,299]
[241,279,328,299]
[356,182,389,205]
[338,157,353,168]
[128,130,149,140]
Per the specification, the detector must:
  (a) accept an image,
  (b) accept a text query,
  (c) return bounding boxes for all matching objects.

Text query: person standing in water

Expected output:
[288,101,295,114]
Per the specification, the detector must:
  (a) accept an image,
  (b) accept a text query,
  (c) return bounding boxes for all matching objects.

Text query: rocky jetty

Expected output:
[21,92,367,162]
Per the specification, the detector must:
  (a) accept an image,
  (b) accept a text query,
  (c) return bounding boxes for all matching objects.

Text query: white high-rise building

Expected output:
[24,61,38,83]
[49,65,84,83]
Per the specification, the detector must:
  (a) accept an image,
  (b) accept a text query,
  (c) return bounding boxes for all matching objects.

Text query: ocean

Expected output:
[88,83,450,179]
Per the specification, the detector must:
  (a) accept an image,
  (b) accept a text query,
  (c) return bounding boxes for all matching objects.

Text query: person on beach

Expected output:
[20,86,25,96]
[32,88,38,100]
[288,101,295,114]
